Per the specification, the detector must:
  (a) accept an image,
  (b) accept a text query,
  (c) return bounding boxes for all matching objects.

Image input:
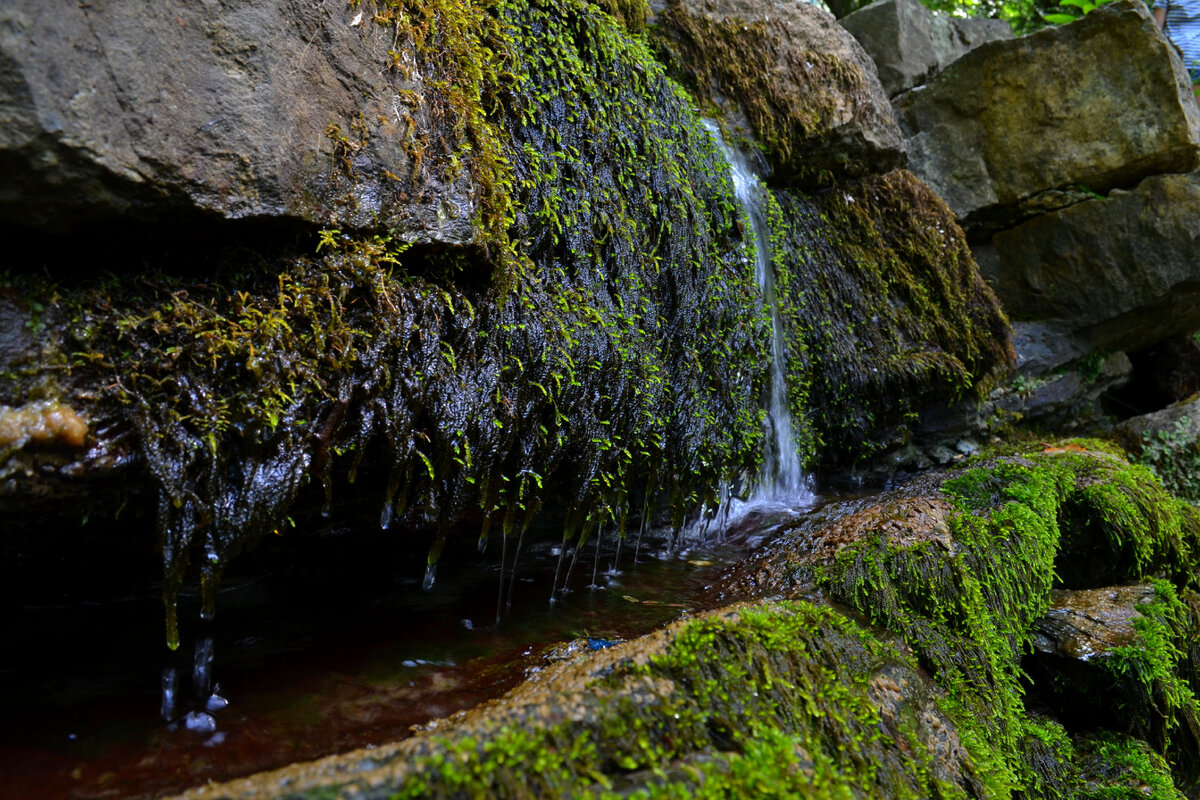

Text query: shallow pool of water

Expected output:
[0,504,816,800]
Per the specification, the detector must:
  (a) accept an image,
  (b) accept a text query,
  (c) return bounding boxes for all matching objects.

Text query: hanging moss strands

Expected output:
[2,0,777,648]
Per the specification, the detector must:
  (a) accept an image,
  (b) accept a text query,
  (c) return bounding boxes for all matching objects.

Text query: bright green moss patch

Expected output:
[1076,732,1186,800]
[1133,416,1200,505]
[814,446,1200,796]
[1103,581,1200,787]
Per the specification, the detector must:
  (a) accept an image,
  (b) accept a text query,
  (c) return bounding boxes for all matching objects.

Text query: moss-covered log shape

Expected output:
[166,443,1200,798]
[170,600,986,800]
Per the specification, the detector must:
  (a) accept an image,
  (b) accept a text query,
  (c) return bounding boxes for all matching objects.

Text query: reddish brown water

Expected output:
[0,508,801,800]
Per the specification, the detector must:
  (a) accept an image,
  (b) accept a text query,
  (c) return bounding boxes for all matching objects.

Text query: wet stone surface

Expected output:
[719,471,952,599]
[1031,585,1156,662]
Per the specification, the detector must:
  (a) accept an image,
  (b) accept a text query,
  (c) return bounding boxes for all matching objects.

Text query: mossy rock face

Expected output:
[1116,396,1200,506]
[770,170,1014,465]
[727,443,1200,796]
[0,0,1013,647]
[593,0,649,31]
[1028,582,1200,795]
[2,0,771,647]
[649,0,905,187]
[1075,732,1186,800]
[167,599,985,800]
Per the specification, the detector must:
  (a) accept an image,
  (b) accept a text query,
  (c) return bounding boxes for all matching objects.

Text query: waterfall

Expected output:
[704,121,813,509]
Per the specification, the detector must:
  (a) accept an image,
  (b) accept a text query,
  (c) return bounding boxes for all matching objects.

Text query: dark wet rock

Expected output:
[0,0,482,244]
[3,0,785,648]
[982,351,1132,429]
[987,173,1200,358]
[840,0,1012,97]
[771,170,1014,468]
[1031,585,1157,661]
[1004,319,1090,377]
[722,472,953,598]
[649,0,905,186]
[1137,332,1200,406]
[1026,583,1200,792]
[0,290,35,369]
[893,0,1200,236]
[1143,333,1200,404]
[1074,732,1186,799]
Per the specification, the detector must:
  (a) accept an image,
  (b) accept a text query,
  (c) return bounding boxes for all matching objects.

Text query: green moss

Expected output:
[1135,417,1200,505]
[815,446,1199,796]
[1104,580,1200,782]
[1075,732,1185,800]
[591,0,647,32]
[770,171,1014,464]
[1015,717,1080,800]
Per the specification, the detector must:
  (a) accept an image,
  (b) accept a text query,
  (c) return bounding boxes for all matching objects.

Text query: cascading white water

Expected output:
[704,121,814,510]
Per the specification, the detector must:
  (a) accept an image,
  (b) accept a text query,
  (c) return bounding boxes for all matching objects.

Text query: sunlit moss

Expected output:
[816,444,1200,795]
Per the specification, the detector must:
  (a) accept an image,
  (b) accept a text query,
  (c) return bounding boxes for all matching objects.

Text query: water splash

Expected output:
[704,121,814,514]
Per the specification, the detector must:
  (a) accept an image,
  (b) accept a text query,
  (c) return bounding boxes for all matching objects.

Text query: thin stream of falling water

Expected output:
[704,121,815,519]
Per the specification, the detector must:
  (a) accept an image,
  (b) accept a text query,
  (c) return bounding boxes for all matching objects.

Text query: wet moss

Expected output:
[770,171,1014,465]
[1101,580,1200,792]
[815,445,1200,796]
[1075,731,1185,800]
[592,0,648,32]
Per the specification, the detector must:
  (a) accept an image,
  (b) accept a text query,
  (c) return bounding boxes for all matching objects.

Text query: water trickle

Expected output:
[704,121,814,511]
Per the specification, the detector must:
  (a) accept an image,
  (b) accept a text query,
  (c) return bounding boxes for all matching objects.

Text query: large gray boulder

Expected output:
[650,0,905,186]
[894,0,1200,236]
[982,172,1200,358]
[840,0,1012,97]
[0,1,481,243]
